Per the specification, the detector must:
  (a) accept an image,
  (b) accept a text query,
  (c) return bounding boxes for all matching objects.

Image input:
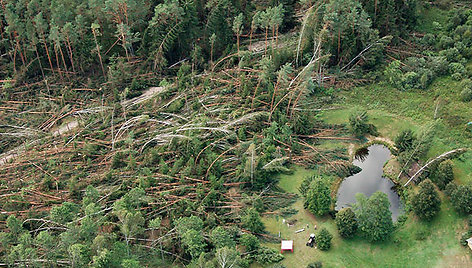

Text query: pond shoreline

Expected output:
[333,139,404,220]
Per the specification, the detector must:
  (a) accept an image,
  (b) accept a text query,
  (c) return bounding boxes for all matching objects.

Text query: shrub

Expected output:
[460,80,472,102]
[111,151,127,169]
[335,208,358,238]
[307,262,323,268]
[411,179,441,221]
[402,71,420,90]
[384,61,403,88]
[448,62,466,80]
[316,228,333,251]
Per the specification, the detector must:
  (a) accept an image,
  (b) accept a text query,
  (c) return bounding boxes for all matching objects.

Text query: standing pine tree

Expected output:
[305,177,332,216]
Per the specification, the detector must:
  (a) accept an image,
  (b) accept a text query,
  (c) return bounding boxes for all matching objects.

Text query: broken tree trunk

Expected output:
[403,148,467,187]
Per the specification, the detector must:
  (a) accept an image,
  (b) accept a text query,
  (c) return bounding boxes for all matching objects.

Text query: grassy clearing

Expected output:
[262,167,472,267]
[260,77,472,266]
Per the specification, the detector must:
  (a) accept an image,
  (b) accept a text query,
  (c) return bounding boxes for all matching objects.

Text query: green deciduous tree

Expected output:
[175,216,206,259]
[240,233,260,253]
[353,192,393,242]
[335,207,358,238]
[431,160,454,190]
[215,247,244,268]
[449,185,472,215]
[210,226,235,249]
[411,179,441,221]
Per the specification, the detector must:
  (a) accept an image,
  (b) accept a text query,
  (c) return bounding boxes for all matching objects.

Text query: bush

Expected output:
[307,262,323,268]
[448,62,466,80]
[335,208,358,238]
[411,179,441,221]
[317,228,333,251]
[460,80,472,102]
[431,160,454,189]
[414,226,431,241]
[349,111,377,137]
[384,61,403,89]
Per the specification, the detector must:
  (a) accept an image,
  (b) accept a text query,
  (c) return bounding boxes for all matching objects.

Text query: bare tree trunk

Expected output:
[92,30,106,77]
[53,45,62,79]
[58,45,69,73]
[65,35,76,73]
[40,31,55,75]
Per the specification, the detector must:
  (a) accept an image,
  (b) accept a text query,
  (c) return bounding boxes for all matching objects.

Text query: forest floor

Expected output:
[258,76,472,267]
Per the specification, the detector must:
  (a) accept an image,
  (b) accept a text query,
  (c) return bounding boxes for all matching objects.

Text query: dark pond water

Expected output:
[335,144,403,221]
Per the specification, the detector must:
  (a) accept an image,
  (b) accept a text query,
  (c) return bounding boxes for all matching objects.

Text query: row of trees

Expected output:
[0,0,423,85]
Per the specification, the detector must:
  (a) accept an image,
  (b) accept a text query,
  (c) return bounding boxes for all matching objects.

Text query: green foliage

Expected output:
[254,247,284,265]
[449,185,472,215]
[122,259,143,268]
[321,0,380,67]
[241,208,265,233]
[214,247,245,268]
[411,179,441,221]
[240,233,260,253]
[112,151,128,169]
[348,111,377,137]
[316,228,333,251]
[354,192,394,242]
[395,129,416,154]
[50,202,80,224]
[460,80,472,102]
[335,207,358,238]
[175,216,206,258]
[363,0,418,36]
[304,177,332,216]
[430,160,454,190]
[307,262,323,268]
[210,226,235,249]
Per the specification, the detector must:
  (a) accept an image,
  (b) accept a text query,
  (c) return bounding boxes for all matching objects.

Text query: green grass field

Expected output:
[259,77,472,267]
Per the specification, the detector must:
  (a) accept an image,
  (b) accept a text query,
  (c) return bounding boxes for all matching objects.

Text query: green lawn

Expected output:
[260,78,472,267]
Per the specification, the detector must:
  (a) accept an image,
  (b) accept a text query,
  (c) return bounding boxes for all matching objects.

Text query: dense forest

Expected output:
[0,0,472,267]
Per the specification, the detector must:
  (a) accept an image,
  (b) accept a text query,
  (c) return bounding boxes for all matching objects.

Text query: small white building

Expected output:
[281,240,293,253]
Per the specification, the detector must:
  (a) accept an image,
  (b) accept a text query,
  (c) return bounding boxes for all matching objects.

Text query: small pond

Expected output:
[335,144,403,221]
